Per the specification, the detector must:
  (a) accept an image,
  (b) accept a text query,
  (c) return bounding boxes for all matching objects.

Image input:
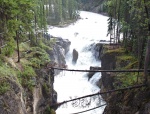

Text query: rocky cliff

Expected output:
[0,37,70,114]
[96,44,150,114]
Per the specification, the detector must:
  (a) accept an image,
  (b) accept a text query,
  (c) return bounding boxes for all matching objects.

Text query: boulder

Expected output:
[72,49,78,64]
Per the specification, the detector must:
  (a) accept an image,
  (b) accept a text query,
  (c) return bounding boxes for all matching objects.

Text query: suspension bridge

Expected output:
[49,67,149,114]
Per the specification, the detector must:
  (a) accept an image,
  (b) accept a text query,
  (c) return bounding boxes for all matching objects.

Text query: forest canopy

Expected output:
[0,0,150,68]
[0,0,79,57]
[79,0,150,68]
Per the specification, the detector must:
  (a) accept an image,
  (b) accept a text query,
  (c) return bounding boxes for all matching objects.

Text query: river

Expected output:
[48,11,109,114]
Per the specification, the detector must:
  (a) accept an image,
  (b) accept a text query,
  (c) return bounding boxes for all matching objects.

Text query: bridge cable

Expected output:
[49,67,150,73]
[70,104,106,114]
[50,84,146,107]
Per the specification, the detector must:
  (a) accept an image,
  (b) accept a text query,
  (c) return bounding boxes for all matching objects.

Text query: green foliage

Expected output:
[125,61,138,69]
[116,54,138,69]
[43,83,50,94]
[47,0,79,25]
[0,80,10,95]
[117,55,136,62]
[0,0,78,64]
[25,47,50,68]
[30,58,41,68]
[45,106,56,114]
[21,65,36,78]
[105,0,150,68]
[0,64,16,77]
[113,51,143,88]
[38,40,52,51]
[19,42,30,52]
[114,72,142,88]
[105,47,125,54]
[2,38,15,56]
[18,65,36,91]
[0,55,5,65]
[26,79,36,91]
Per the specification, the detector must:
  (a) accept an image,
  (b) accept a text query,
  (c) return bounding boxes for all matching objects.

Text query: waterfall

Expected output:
[48,11,109,114]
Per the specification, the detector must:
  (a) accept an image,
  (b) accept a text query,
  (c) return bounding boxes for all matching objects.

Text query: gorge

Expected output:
[49,11,109,114]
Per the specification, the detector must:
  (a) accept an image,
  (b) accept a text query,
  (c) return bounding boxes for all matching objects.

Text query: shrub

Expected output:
[2,39,15,56]
[18,65,36,91]
[0,79,10,95]
[26,47,50,67]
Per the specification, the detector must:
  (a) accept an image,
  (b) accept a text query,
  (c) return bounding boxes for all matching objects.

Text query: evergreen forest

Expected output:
[0,0,150,114]
[0,0,79,58]
[80,0,150,69]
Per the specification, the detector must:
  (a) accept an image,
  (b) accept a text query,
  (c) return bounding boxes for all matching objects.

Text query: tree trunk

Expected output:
[34,15,37,43]
[144,39,150,84]
[16,31,20,62]
[0,35,2,54]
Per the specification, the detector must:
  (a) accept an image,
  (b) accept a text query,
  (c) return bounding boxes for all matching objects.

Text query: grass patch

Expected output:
[105,47,125,54]
[43,83,50,94]
[125,61,138,69]
[19,42,30,52]
[2,38,15,56]
[25,47,50,68]
[117,55,135,61]
[41,37,56,49]
[107,47,144,89]
[0,64,16,77]
[114,72,143,88]
[18,65,36,91]
[38,40,52,51]
[0,79,10,95]
[45,107,56,114]
[0,37,55,92]
[116,54,138,69]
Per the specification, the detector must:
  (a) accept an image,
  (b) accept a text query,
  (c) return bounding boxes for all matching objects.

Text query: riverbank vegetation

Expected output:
[80,0,150,69]
[80,0,150,86]
[0,0,79,87]
[0,0,79,113]
[0,0,150,113]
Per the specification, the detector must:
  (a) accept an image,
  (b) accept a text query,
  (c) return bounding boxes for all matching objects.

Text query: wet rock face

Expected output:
[56,37,71,54]
[0,70,57,114]
[32,69,57,114]
[98,46,150,114]
[0,37,70,114]
[72,49,78,64]
[94,43,104,59]
[47,37,71,67]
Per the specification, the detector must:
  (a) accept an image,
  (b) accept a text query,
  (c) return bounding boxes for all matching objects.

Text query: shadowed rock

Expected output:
[72,49,78,64]
[87,66,101,80]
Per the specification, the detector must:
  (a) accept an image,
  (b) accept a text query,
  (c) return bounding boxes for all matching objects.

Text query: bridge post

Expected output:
[144,38,150,85]
[50,68,55,104]
[50,68,54,84]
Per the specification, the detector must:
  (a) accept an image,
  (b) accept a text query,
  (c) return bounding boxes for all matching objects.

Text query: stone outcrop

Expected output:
[97,44,150,114]
[72,49,78,64]
[47,37,71,67]
[55,37,71,54]
[0,37,71,114]
[0,78,26,114]
[94,43,104,60]
[0,69,56,114]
